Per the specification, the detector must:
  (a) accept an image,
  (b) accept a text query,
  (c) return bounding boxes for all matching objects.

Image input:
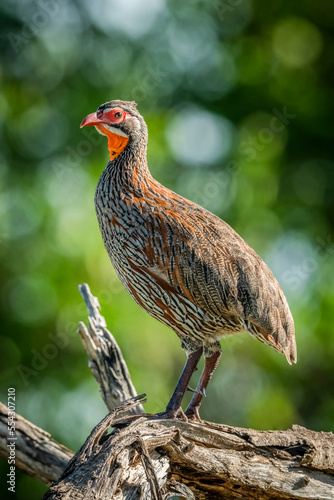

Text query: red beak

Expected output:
[80,112,108,128]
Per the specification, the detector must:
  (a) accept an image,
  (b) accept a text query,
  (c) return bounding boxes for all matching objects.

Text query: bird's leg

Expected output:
[154,347,203,420]
[185,349,222,421]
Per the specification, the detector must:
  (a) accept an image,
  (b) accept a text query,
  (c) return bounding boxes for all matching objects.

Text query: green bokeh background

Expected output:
[1,0,333,498]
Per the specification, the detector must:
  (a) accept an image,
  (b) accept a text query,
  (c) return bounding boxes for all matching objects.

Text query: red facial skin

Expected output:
[80,108,132,160]
[80,108,132,128]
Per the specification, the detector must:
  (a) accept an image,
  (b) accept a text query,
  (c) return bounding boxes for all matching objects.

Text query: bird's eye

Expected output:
[114,112,123,119]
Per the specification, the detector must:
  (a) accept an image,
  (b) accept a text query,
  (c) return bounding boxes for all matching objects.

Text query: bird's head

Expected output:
[80,100,146,161]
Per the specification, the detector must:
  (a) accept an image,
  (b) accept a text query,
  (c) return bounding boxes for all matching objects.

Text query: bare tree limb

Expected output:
[42,397,334,499]
[0,402,73,486]
[78,283,144,414]
[0,282,144,487]
[1,283,333,500]
[2,394,333,499]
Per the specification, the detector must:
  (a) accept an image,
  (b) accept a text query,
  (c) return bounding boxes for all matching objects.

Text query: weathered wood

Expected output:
[2,395,333,499]
[0,401,73,486]
[1,284,333,499]
[78,283,144,414]
[43,396,334,500]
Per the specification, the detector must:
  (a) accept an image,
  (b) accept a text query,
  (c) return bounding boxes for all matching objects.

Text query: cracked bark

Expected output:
[42,395,334,500]
[0,401,72,486]
[0,284,333,499]
[77,283,144,415]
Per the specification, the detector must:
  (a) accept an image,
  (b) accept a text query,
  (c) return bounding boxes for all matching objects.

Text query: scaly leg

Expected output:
[185,350,222,420]
[155,347,203,419]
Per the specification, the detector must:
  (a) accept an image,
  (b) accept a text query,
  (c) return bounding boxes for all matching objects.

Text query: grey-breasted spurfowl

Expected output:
[80,100,296,420]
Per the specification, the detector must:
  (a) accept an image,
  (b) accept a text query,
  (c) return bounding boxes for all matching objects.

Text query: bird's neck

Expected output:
[101,138,153,197]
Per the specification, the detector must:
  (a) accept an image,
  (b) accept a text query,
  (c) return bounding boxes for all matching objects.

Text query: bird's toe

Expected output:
[185,406,201,422]
[148,407,188,421]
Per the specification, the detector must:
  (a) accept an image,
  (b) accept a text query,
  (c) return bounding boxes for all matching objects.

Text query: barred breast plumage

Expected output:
[81,99,297,420]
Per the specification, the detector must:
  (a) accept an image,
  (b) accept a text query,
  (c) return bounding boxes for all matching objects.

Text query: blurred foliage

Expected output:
[0,0,334,498]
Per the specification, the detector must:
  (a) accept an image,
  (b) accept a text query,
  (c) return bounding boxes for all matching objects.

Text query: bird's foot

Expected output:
[148,407,188,421]
[185,405,201,422]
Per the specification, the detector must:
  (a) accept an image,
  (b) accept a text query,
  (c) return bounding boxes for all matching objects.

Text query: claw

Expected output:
[177,408,188,421]
[185,406,201,421]
[187,386,197,393]
[200,388,206,397]
[148,406,188,421]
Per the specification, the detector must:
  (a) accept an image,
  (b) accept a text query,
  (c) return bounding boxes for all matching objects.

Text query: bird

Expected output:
[80,100,297,421]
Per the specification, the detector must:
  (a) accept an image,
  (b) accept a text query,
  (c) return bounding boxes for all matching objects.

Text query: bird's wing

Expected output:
[144,198,296,364]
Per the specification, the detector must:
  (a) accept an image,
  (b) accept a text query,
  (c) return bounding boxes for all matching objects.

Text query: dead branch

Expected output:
[1,395,333,499]
[78,283,144,414]
[1,284,333,499]
[0,401,73,486]
[42,396,334,500]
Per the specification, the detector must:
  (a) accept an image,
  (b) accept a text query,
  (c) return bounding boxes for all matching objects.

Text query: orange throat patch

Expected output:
[96,125,129,160]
